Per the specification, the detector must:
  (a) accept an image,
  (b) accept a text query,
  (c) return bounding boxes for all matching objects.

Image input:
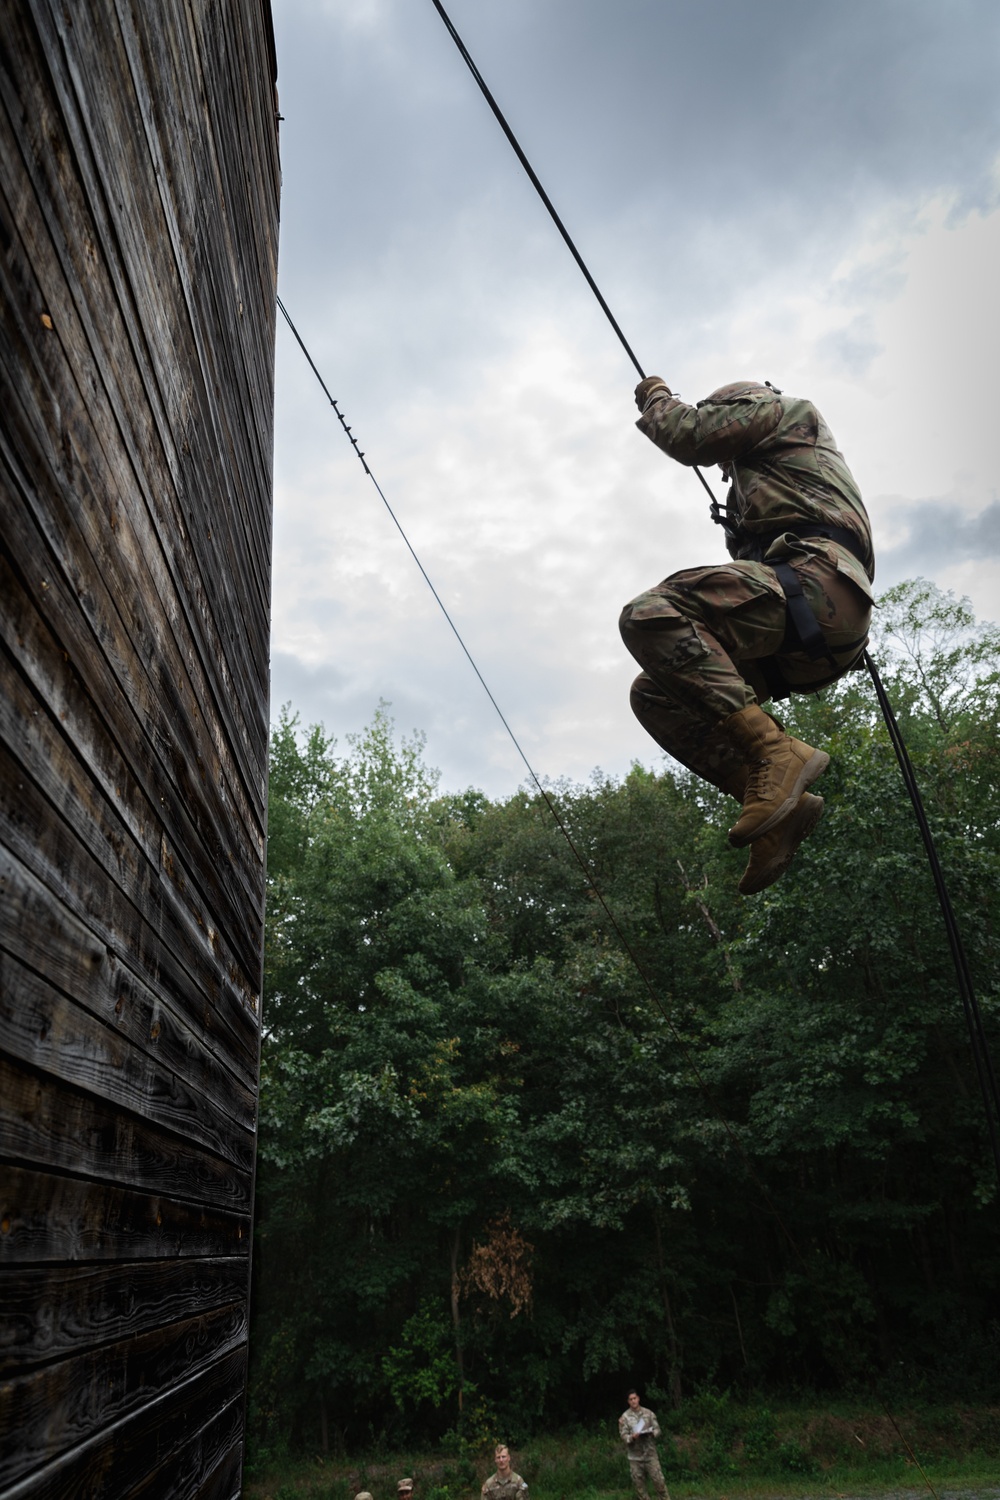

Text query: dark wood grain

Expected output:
[3,1351,247,1499]
[0,30,269,960]
[0,836,259,1106]
[0,1163,250,1265]
[3,0,272,819]
[0,0,277,1488]
[0,1053,252,1213]
[1,1302,247,1484]
[1,1259,249,1376]
[0,954,255,1174]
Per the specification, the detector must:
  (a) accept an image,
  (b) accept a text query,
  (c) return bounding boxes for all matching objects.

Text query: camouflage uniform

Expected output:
[482,1472,528,1500]
[619,1404,669,1500]
[620,383,875,791]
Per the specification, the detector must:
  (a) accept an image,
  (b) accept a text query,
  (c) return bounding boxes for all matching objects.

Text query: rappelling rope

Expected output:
[277,292,939,1497]
[275,8,989,1472]
[425,0,998,1201]
[424,0,725,520]
[277,294,813,1227]
[864,651,1000,1181]
[275,292,710,1044]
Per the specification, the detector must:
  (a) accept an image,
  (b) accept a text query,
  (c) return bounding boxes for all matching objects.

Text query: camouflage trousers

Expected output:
[627,1452,669,1500]
[618,550,871,793]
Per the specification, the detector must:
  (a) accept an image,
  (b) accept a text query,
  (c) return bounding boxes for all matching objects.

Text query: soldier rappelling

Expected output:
[620,378,875,894]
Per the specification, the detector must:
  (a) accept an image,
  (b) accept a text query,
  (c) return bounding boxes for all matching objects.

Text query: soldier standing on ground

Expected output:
[620,378,875,895]
[482,1445,528,1500]
[618,1390,669,1500]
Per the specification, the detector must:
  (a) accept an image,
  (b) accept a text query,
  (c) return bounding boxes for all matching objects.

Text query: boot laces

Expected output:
[744,755,775,804]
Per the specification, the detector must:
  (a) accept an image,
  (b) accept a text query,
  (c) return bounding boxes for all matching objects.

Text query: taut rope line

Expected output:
[425,0,999,1194]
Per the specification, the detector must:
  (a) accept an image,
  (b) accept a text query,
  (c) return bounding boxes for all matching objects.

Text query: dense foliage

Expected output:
[248,581,1000,1458]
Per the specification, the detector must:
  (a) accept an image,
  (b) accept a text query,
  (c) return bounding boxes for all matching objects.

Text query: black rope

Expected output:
[429,0,730,532]
[427,0,644,380]
[276,299,697,1021]
[864,650,1000,1183]
[275,293,831,1252]
[426,0,999,1202]
[277,299,945,1496]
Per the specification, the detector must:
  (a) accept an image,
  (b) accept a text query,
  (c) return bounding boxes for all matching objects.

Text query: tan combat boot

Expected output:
[738,792,824,894]
[721,704,830,847]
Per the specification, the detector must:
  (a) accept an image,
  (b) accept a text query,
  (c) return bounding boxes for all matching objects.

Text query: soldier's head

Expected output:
[627,1390,641,1410]
[703,381,773,404]
[398,1481,414,1498]
[495,1446,511,1473]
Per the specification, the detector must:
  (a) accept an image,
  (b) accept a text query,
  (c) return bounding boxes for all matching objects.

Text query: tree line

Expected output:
[248,580,1000,1457]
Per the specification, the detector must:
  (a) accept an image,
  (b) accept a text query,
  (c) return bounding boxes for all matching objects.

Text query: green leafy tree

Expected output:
[249,582,1000,1456]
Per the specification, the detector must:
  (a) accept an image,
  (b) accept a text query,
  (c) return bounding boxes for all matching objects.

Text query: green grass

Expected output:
[244,1405,1000,1500]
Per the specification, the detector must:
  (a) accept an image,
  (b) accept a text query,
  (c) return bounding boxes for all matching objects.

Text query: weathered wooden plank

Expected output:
[109,0,276,604]
[0,798,259,1094]
[0,26,271,858]
[0,270,267,960]
[0,510,263,1014]
[0,954,255,1176]
[1,1302,247,1485]
[1,1258,248,1376]
[24,0,277,788]
[0,0,277,1489]
[0,633,261,1075]
[0,1163,250,1265]
[1,1352,246,1500]
[20,0,274,788]
[189,1441,244,1500]
[0,613,261,1058]
[0,268,268,960]
[118,0,281,505]
[0,1054,251,1214]
[0,300,269,960]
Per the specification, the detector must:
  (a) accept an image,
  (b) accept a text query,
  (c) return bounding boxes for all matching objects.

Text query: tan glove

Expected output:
[634,376,671,411]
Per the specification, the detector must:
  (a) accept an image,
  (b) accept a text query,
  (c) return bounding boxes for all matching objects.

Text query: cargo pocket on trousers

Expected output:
[621,595,711,670]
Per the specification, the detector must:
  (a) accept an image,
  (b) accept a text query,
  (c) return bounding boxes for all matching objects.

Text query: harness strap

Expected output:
[758,654,793,703]
[772,562,837,665]
[758,560,869,702]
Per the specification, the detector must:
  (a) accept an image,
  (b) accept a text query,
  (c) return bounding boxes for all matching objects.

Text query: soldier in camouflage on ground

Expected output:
[620,378,875,894]
[481,1445,528,1500]
[618,1389,669,1500]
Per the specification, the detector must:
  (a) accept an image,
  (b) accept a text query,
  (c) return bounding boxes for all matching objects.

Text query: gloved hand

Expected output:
[634,376,671,411]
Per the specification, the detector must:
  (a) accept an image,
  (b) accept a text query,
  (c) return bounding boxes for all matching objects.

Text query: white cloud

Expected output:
[270,2,1000,790]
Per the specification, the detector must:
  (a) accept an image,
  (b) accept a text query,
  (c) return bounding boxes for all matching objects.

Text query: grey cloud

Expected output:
[272,0,1000,417]
[275,0,1000,278]
[876,499,1000,581]
[268,0,1000,795]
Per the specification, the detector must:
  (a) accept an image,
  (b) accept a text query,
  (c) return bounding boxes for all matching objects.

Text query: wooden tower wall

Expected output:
[0,0,279,1493]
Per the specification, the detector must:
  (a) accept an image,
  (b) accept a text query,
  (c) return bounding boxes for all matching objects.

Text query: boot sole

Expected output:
[739,795,824,895]
[728,748,830,848]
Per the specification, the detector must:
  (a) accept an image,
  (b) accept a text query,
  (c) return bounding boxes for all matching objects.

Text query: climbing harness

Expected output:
[424,0,1000,1191]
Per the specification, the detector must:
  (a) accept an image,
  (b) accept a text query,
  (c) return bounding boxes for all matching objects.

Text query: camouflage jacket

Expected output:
[636,384,875,600]
[619,1405,661,1458]
[482,1472,528,1500]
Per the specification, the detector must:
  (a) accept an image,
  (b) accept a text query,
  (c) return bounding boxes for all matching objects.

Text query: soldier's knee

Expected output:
[621,606,712,676]
[620,590,685,638]
[629,672,657,709]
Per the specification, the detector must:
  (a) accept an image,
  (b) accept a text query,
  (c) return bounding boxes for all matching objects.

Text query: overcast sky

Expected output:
[269,0,1000,796]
